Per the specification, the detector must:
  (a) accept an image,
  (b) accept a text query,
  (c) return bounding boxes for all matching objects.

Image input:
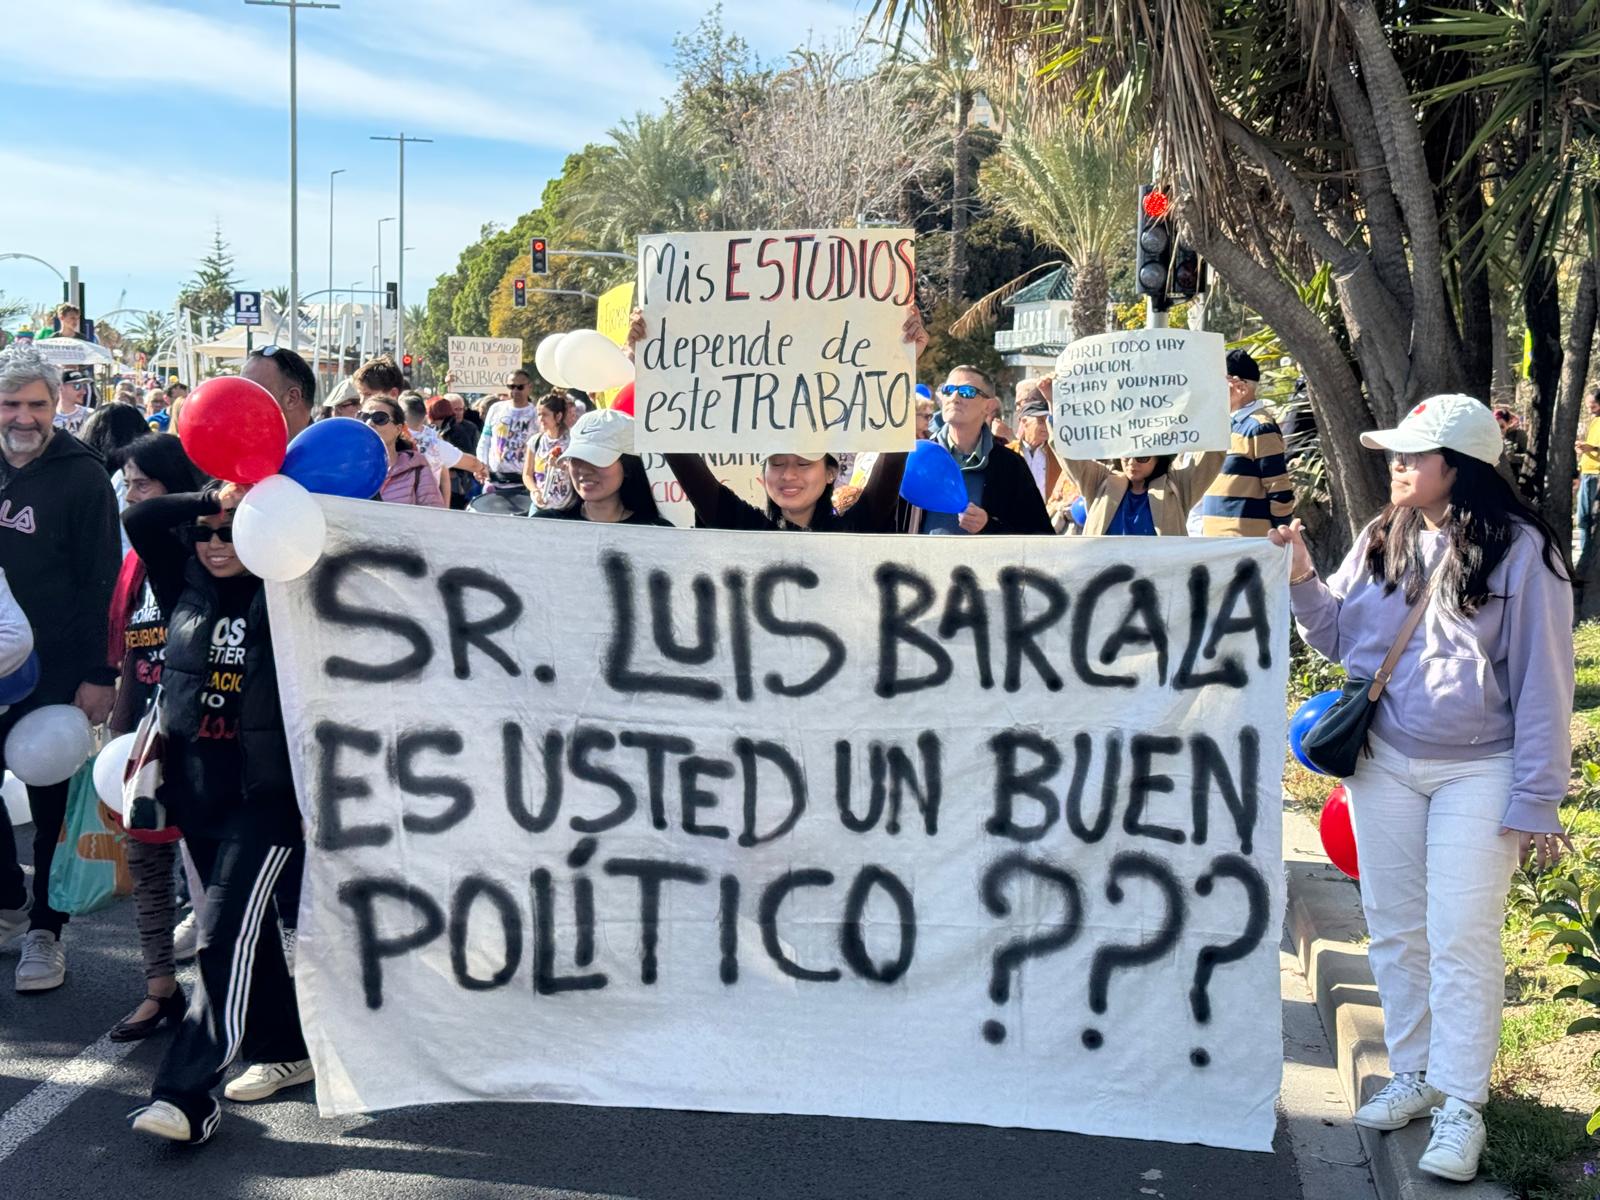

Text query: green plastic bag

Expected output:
[47,761,131,916]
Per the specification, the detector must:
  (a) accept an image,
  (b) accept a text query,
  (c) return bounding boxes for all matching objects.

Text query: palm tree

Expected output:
[564,109,717,249]
[125,310,174,357]
[979,117,1141,339]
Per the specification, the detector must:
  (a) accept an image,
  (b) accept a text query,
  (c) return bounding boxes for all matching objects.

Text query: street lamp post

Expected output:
[370,132,433,362]
[376,217,394,355]
[326,168,345,306]
[244,0,340,353]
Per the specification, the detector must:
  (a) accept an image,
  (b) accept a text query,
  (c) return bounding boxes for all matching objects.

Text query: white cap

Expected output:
[1359,394,1504,466]
[564,409,634,468]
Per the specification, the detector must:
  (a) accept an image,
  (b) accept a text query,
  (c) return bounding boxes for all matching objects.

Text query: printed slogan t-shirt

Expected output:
[478,401,538,480]
[111,578,166,733]
[166,578,253,837]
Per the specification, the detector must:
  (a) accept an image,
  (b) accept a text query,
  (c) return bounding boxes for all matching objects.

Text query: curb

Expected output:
[1283,809,1511,1200]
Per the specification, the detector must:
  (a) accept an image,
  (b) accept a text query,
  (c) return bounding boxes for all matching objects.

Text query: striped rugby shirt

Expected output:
[1199,398,1294,536]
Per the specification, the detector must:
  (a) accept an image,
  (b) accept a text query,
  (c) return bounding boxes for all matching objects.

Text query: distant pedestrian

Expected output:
[1575,389,1600,555]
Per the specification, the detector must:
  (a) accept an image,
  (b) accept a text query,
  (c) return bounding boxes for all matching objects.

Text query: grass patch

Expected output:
[1502,1003,1588,1062]
[1481,1094,1596,1200]
[1576,621,1600,741]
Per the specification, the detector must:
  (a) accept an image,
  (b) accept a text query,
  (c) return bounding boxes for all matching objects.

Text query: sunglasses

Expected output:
[1386,451,1435,471]
[182,522,235,545]
[939,384,990,400]
[507,383,528,391]
[1123,456,1154,465]
[357,410,394,427]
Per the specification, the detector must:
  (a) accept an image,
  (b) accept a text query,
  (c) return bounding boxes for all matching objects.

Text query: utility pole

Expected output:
[370,132,432,363]
[245,0,340,353]
[376,217,394,354]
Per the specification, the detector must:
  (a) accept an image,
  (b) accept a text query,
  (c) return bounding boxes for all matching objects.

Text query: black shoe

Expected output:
[109,986,187,1042]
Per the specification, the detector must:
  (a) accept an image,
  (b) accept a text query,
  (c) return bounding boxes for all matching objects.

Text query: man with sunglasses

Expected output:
[54,369,92,436]
[0,345,121,991]
[904,365,1052,535]
[1198,349,1296,537]
[475,369,538,505]
[242,345,318,440]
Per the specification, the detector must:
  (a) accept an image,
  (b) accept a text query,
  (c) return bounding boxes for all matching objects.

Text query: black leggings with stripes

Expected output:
[151,835,307,1121]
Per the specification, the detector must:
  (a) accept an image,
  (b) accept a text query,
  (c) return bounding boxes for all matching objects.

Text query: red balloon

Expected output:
[1320,786,1359,879]
[612,381,635,416]
[176,376,287,483]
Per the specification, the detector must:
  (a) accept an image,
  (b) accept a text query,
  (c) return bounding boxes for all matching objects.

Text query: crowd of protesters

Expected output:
[0,311,1587,1186]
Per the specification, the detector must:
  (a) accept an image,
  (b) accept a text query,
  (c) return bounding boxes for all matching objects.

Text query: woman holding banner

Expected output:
[123,482,311,1146]
[1062,452,1223,536]
[532,409,670,526]
[1271,394,1573,1184]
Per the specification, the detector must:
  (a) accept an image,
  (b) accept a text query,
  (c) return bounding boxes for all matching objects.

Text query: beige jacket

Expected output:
[1060,452,1225,536]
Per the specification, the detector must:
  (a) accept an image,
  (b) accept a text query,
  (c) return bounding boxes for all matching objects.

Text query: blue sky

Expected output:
[0,0,865,323]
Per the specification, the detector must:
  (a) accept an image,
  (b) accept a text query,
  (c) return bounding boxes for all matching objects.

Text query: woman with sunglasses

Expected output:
[359,393,445,507]
[103,436,205,1044]
[521,393,575,512]
[122,479,310,1145]
[531,410,669,526]
[1271,395,1573,1183]
[1062,450,1223,536]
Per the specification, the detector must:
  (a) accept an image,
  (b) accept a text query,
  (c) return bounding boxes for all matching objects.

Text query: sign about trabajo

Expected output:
[268,504,1289,1151]
[633,229,918,456]
[1051,329,1229,461]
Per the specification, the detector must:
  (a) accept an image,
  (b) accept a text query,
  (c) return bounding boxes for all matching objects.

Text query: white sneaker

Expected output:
[14,929,65,992]
[1417,1098,1487,1183]
[171,911,199,963]
[0,900,30,950]
[1354,1071,1444,1130]
[223,1059,313,1102]
[128,1099,220,1145]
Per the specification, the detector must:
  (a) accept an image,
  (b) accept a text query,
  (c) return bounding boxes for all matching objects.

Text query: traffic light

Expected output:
[401,352,414,380]
[513,276,527,308]
[530,237,548,275]
[385,281,398,310]
[1136,185,1176,311]
[1171,245,1206,302]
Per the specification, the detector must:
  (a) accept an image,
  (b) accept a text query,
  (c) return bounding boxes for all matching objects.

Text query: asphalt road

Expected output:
[0,824,1369,1200]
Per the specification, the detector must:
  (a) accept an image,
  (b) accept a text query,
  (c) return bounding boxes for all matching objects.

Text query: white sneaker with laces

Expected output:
[0,900,30,950]
[171,911,199,963]
[1354,1071,1444,1130]
[128,1099,220,1144]
[15,929,65,992]
[1417,1097,1487,1183]
[224,1058,313,1102]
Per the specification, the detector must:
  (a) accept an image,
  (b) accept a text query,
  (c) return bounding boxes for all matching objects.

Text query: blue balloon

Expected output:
[915,383,933,400]
[281,417,389,499]
[0,650,39,706]
[1288,688,1342,774]
[899,439,969,515]
[1070,496,1087,528]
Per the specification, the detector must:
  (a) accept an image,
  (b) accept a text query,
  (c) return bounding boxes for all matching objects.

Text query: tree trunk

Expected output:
[1522,255,1564,507]
[1456,186,1493,400]
[950,91,972,302]
[1546,259,1597,541]
[1070,259,1108,339]
[1490,300,1513,405]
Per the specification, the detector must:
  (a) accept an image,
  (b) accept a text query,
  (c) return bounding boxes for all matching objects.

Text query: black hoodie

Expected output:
[0,431,120,694]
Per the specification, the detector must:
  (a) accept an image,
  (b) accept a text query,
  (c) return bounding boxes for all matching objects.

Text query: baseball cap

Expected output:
[1359,394,1504,466]
[565,409,634,468]
[1019,396,1051,419]
[61,368,92,386]
[1224,349,1260,382]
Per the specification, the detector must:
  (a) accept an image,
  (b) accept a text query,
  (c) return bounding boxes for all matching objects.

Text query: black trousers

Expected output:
[0,675,83,935]
[152,835,307,1121]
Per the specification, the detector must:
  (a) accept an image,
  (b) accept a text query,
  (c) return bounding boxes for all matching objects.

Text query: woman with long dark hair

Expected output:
[104,436,205,1041]
[1272,395,1574,1184]
[531,410,669,526]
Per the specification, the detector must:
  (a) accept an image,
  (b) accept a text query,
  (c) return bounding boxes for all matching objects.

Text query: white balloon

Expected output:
[5,705,93,786]
[554,329,634,393]
[3,772,28,826]
[535,334,569,388]
[233,474,328,582]
[93,732,139,816]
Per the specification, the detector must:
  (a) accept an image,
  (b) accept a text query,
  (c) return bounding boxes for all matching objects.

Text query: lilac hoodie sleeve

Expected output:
[1287,528,1372,662]
[1499,532,1575,833]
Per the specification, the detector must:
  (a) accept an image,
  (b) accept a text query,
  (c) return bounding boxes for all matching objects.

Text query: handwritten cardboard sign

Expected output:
[634,229,918,455]
[1051,329,1229,461]
[269,507,1288,1151]
[448,336,524,393]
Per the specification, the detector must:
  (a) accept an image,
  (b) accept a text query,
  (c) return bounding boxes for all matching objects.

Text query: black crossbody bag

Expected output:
[1301,579,1433,778]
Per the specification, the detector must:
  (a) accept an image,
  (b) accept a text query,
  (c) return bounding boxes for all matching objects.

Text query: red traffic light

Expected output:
[532,240,546,252]
[1142,189,1172,220]
[402,354,413,368]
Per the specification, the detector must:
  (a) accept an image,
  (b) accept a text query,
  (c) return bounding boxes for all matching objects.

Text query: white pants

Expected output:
[1345,735,1520,1104]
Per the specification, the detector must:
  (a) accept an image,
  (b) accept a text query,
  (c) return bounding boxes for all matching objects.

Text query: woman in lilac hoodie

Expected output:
[1272,394,1573,1185]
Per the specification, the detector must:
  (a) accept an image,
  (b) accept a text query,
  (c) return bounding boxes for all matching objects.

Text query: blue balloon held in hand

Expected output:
[1070,496,1088,528]
[899,440,968,515]
[281,417,389,499]
[0,650,39,706]
[1289,688,1342,774]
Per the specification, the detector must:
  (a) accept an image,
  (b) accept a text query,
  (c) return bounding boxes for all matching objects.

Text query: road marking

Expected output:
[0,1014,143,1164]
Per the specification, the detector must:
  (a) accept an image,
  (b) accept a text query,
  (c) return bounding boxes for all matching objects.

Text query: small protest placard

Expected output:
[642,452,764,527]
[448,336,524,392]
[634,229,918,455]
[1050,329,1229,461]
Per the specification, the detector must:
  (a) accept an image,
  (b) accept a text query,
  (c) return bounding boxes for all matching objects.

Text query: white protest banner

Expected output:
[269,504,1288,1151]
[642,452,764,527]
[634,229,918,456]
[448,336,525,392]
[1051,328,1229,461]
